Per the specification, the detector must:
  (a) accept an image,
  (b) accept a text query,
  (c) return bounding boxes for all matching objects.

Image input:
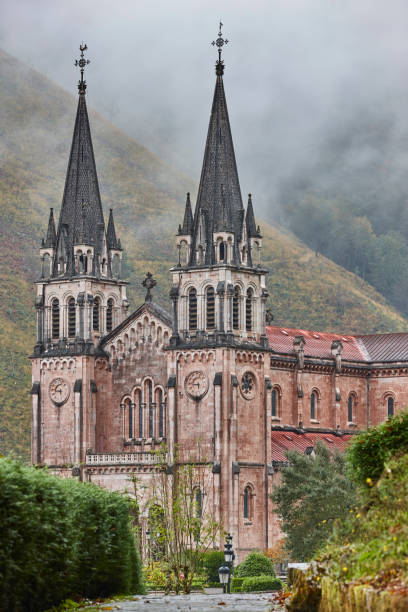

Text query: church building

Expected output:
[31,36,408,560]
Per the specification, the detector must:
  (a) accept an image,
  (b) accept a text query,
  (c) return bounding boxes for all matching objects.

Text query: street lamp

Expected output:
[218,564,230,593]
[219,533,235,593]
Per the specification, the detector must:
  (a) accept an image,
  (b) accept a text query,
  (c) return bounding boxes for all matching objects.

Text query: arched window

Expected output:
[271,388,279,417]
[112,253,121,278]
[93,297,100,331]
[136,389,143,438]
[51,298,60,339]
[206,287,215,330]
[189,288,197,331]
[148,380,154,438]
[42,253,50,278]
[158,389,164,438]
[194,489,203,518]
[106,298,114,333]
[68,297,76,337]
[348,395,354,423]
[124,398,132,438]
[311,391,318,420]
[219,241,225,262]
[246,288,253,331]
[79,253,87,274]
[387,396,394,418]
[243,485,253,521]
[233,286,240,330]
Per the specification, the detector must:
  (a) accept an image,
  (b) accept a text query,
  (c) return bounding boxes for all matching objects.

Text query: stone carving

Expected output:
[241,371,256,400]
[49,377,70,406]
[185,370,209,400]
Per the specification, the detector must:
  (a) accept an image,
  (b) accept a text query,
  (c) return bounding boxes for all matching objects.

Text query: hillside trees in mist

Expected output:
[285,194,408,317]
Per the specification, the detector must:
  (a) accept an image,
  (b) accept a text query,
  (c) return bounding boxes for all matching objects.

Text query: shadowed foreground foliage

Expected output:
[0,458,144,612]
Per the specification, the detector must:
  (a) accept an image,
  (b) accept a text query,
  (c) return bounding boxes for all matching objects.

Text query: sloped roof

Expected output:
[271,429,353,464]
[100,301,172,346]
[266,326,408,364]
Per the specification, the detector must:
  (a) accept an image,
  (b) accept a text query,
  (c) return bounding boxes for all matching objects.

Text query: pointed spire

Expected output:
[188,22,244,266]
[107,208,121,249]
[178,193,194,235]
[245,194,261,237]
[43,208,56,248]
[53,44,107,276]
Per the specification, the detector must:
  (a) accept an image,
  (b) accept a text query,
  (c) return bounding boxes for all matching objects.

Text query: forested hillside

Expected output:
[0,48,407,459]
[277,105,408,316]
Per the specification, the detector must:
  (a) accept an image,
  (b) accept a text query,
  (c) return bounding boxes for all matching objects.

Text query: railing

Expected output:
[86,452,164,465]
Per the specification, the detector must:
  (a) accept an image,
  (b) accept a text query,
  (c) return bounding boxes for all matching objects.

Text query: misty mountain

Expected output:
[0,48,407,459]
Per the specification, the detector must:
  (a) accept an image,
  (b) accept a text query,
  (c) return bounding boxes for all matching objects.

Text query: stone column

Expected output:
[167,374,177,458]
[31,383,41,464]
[293,335,305,428]
[73,380,82,465]
[331,340,343,429]
[226,284,234,333]
[77,293,85,340]
[169,286,179,345]
[214,373,222,462]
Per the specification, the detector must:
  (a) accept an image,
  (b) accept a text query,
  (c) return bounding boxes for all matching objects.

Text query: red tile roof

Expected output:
[266,326,408,363]
[271,429,353,463]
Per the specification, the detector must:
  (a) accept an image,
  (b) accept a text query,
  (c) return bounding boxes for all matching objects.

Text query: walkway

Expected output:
[101,592,284,611]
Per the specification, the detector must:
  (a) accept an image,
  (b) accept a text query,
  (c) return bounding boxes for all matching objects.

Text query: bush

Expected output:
[0,458,144,612]
[231,577,244,592]
[346,411,408,486]
[242,574,283,592]
[235,552,276,578]
[202,550,225,585]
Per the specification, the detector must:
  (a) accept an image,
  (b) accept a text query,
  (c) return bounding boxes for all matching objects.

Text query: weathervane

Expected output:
[75,43,90,94]
[211,21,228,75]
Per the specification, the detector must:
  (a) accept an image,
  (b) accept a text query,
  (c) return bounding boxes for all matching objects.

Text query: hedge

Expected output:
[242,575,283,592]
[235,552,276,578]
[202,550,225,585]
[231,577,244,592]
[0,458,144,612]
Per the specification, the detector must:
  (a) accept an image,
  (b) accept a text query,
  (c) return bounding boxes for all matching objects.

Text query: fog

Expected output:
[1,0,408,220]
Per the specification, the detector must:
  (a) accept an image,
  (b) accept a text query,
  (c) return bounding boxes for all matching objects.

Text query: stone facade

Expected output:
[31,43,408,562]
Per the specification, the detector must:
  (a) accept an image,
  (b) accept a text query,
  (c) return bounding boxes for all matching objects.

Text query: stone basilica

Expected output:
[31,39,408,560]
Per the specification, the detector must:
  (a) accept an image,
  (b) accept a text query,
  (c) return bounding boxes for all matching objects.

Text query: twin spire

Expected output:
[179,22,261,267]
[42,43,121,280]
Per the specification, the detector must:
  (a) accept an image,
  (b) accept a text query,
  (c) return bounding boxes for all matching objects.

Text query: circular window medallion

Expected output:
[241,371,256,400]
[49,377,70,406]
[185,371,209,400]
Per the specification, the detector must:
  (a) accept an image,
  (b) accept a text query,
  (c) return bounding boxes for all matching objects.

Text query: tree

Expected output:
[147,444,221,594]
[270,441,357,561]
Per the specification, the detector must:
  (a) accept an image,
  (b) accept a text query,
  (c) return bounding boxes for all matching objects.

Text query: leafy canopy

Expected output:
[271,441,357,561]
[235,552,276,578]
[346,410,408,487]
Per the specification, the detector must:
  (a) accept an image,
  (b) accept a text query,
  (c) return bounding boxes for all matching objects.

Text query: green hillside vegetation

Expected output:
[0,48,407,460]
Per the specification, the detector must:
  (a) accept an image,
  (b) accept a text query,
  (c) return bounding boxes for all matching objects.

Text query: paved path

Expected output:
[99,592,284,611]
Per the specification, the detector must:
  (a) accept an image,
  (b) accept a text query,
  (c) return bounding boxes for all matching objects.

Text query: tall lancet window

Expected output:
[52,298,60,339]
[136,389,143,438]
[158,389,164,438]
[148,380,154,438]
[125,398,132,438]
[206,287,215,330]
[189,288,197,331]
[246,288,253,332]
[233,286,240,330]
[93,297,100,331]
[106,298,114,333]
[68,297,76,337]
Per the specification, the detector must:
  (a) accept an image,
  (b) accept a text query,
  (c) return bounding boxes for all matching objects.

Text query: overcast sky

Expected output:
[2,0,408,218]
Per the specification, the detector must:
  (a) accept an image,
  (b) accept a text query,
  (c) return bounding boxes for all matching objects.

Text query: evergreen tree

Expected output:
[271,441,357,561]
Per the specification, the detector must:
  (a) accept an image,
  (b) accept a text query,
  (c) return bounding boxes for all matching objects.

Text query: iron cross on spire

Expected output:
[212,21,228,76]
[75,43,90,94]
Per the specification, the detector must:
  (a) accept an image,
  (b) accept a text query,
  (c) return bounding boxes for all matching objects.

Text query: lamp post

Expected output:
[218,533,235,593]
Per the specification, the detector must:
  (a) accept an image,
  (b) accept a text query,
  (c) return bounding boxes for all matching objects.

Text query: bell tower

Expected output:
[31,45,128,472]
[167,25,271,559]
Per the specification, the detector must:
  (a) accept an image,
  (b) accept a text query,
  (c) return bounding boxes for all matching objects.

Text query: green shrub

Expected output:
[242,574,283,592]
[346,411,408,486]
[202,550,225,585]
[231,577,244,592]
[235,552,276,578]
[0,457,144,612]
